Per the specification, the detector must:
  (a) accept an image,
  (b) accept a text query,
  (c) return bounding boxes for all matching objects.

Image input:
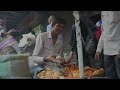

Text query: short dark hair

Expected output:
[52,17,66,26]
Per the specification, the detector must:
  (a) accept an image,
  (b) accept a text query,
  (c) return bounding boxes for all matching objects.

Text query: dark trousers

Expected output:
[104,55,120,79]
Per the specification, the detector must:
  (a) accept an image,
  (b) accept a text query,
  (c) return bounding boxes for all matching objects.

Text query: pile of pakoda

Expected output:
[37,65,104,79]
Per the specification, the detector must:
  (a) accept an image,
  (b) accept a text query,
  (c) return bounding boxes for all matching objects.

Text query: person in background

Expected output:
[95,19,102,41]
[0,28,21,55]
[95,11,120,79]
[47,15,63,41]
[68,11,91,66]
[95,18,104,68]
[47,15,56,32]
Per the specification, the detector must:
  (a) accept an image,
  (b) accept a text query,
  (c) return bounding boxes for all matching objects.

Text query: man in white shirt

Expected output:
[30,18,66,76]
[47,15,63,41]
[95,11,120,79]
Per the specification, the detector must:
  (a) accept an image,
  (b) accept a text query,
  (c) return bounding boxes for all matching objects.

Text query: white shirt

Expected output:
[32,31,63,65]
[47,24,63,41]
[97,11,120,55]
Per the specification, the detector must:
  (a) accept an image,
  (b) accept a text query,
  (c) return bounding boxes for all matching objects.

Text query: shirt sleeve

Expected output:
[96,33,104,53]
[32,33,45,64]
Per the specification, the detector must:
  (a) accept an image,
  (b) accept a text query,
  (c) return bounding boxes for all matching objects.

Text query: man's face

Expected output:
[53,24,64,35]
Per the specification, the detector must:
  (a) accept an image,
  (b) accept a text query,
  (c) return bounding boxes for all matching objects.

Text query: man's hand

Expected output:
[44,55,56,62]
[95,52,101,61]
[61,51,74,65]
[45,55,64,64]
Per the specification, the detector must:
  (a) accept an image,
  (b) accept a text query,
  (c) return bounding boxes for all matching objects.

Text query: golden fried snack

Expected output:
[72,70,79,78]
[37,70,46,78]
[84,66,94,71]
[67,73,73,79]
[84,70,94,76]
[40,76,46,79]
[46,70,54,76]
[64,66,71,72]
[52,71,61,79]
[59,76,65,79]
[92,68,104,77]
[40,70,47,76]
[37,73,41,78]
[44,70,54,79]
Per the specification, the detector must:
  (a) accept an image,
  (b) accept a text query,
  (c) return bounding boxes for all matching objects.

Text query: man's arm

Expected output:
[32,33,45,64]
